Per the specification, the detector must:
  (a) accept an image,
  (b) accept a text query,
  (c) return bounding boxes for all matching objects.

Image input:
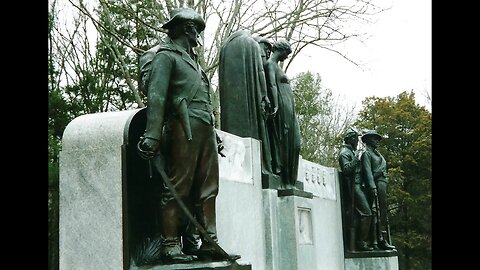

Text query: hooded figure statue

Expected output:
[218,30,276,176]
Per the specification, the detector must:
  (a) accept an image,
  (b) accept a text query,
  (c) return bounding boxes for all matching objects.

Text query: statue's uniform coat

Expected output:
[144,37,218,242]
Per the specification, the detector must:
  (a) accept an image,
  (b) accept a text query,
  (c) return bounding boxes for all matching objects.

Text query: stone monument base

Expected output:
[262,173,282,189]
[344,250,398,270]
[130,260,252,270]
[261,173,304,190]
[277,188,313,198]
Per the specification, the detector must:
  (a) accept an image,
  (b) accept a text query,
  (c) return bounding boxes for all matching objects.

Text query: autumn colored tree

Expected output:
[355,91,432,270]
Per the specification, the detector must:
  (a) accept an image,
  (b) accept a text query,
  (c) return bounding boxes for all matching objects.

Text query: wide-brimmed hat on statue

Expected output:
[343,127,359,139]
[161,7,206,31]
[361,130,383,143]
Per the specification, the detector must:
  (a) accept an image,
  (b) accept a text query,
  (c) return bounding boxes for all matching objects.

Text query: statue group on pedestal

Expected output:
[338,128,396,252]
[219,30,301,189]
[135,5,301,267]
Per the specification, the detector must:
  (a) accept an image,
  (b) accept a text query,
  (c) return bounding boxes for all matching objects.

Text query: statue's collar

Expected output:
[165,37,198,60]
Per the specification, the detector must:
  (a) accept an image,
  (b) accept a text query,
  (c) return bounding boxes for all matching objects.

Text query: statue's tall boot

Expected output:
[160,201,195,263]
[356,216,373,251]
[375,216,395,250]
[182,224,201,255]
[369,213,379,250]
[378,230,396,250]
[375,181,395,250]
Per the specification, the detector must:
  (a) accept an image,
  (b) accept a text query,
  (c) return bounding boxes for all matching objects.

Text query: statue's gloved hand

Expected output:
[370,188,378,198]
[137,136,160,160]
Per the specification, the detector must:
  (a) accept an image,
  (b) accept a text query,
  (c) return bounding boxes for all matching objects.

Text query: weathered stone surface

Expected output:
[345,256,399,270]
[60,109,140,270]
[216,130,266,270]
[130,260,252,270]
[60,110,398,270]
[299,158,337,200]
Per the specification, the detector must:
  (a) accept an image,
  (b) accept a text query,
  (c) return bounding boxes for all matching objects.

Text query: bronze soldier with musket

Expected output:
[338,128,373,251]
[361,130,396,250]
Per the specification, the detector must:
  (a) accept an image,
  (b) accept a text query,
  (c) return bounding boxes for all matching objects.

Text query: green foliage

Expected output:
[355,91,432,270]
[292,71,354,167]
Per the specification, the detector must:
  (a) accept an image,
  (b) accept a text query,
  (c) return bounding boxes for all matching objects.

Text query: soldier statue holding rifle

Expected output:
[361,130,395,251]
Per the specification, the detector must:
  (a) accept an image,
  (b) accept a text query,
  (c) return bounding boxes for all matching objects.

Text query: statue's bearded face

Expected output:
[365,137,380,148]
[347,136,359,150]
[185,21,203,47]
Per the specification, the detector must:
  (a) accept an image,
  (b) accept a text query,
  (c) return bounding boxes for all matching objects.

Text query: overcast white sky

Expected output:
[288,0,432,111]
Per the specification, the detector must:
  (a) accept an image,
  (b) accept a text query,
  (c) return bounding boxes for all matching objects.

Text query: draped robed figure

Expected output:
[218,30,274,175]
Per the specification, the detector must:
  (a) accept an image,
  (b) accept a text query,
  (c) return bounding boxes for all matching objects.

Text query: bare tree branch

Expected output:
[69,0,144,54]
[52,0,389,115]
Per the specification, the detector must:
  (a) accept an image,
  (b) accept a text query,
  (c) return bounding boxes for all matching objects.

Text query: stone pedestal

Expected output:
[130,260,252,270]
[60,109,398,270]
[277,190,316,270]
[60,109,139,270]
[261,173,282,189]
[298,159,346,270]
[60,110,257,270]
[344,251,399,270]
[263,189,317,270]
[216,130,266,270]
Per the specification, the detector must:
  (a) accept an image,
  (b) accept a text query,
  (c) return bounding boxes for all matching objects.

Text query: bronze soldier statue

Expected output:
[137,7,239,263]
[361,130,395,250]
[338,128,373,251]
